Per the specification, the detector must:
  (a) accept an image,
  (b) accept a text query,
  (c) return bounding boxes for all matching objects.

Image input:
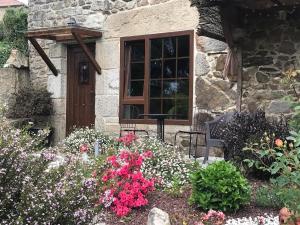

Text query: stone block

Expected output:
[95,69,119,95]
[52,98,66,115]
[96,40,120,70]
[267,100,291,114]
[95,95,119,117]
[196,77,232,111]
[256,71,269,83]
[47,73,67,98]
[196,36,227,53]
[278,41,296,54]
[50,114,66,144]
[49,44,67,58]
[195,52,210,76]
[147,208,170,225]
[103,0,198,38]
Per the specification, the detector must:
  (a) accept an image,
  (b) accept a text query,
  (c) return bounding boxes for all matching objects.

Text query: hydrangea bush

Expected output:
[63,127,115,154]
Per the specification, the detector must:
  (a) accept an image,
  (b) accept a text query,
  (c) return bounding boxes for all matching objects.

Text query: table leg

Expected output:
[156,118,164,141]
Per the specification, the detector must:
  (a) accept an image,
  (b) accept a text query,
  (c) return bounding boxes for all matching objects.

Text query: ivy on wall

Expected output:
[0,7,28,67]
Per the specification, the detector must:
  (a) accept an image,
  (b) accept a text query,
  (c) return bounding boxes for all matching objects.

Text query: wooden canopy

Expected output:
[26,26,102,76]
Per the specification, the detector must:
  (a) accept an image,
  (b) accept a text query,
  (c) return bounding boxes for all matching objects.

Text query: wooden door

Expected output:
[66,44,95,135]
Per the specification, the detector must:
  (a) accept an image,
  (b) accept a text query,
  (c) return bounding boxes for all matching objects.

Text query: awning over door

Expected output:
[26,26,102,76]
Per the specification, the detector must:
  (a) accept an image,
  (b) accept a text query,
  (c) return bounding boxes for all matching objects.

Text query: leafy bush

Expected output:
[218,110,289,169]
[244,134,300,188]
[2,7,28,53]
[0,42,11,67]
[6,86,53,118]
[255,186,283,208]
[63,127,115,154]
[189,161,251,212]
[0,116,101,224]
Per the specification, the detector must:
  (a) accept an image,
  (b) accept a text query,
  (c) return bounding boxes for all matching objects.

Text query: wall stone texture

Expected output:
[0,68,30,105]
[28,0,299,157]
[241,12,300,116]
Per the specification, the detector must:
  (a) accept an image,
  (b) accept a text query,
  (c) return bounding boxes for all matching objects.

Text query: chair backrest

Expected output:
[191,108,212,132]
[120,123,136,130]
[206,112,234,139]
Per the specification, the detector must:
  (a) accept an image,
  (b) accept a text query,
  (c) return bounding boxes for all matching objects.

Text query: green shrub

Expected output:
[6,86,53,118]
[189,161,251,212]
[0,42,11,67]
[255,186,283,208]
[2,7,28,53]
[63,127,115,154]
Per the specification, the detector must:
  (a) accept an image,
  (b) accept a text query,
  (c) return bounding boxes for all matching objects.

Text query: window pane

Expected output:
[163,99,175,114]
[176,98,189,119]
[163,80,177,97]
[130,41,145,61]
[177,80,189,97]
[177,58,189,78]
[131,62,144,79]
[150,80,161,98]
[127,81,144,96]
[123,105,144,119]
[151,39,162,59]
[163,59,176,78]
[150,99,161,114]
[178,36,189,57]
[163,37,176,58]
[150,60,162,79]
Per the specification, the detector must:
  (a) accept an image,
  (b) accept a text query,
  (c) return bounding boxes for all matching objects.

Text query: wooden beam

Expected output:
[71,31,102,75]
[28,37,58,76]
[236,47,242,112]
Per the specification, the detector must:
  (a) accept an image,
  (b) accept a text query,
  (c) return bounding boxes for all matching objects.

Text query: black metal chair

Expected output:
[203,112,234,164]
[119,123,149,138]
[174,108,208,158]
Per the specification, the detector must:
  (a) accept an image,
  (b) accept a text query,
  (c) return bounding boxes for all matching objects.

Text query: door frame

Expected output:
[66,43,96,136]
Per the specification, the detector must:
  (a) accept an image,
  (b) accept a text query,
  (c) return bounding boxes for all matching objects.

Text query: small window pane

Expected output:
[123,105,144,119]
[150,99,161,114]
[177,58,189,78]
[131,63,144,79]
[151,39,162,59]
[163,80,177,97]
[150,80,161,98]
[176,98,189,119]
[163,59,176,78]
[130,41,145,61]
[163,37,176,58]
[163,99,175,114]
[127,81,144,96]
[150,60,162,79]
[178,36,189,57]
[177,80,189,97]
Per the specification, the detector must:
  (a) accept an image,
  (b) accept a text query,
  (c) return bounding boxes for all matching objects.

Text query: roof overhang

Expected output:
[26,26,102,76]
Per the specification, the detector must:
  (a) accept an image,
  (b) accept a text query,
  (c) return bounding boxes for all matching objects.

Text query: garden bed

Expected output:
[103,180,279,225]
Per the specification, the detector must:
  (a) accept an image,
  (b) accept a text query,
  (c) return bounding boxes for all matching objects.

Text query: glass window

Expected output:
[121,33,192,123]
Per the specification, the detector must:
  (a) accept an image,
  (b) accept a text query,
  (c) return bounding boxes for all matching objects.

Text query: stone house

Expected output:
[27,0,300,150]
[0,0,24,21]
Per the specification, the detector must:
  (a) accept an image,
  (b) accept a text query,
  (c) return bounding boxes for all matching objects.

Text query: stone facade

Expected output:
[241,11,300,116]
[0,68,30,105]
[28,0,299,156]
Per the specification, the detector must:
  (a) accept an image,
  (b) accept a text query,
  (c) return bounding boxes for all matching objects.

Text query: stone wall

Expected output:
[29,0,227,146]
[0,68,30,105]
[241,11,300,116]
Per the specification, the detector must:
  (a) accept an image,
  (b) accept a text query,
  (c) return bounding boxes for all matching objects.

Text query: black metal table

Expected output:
[139,113,177,141]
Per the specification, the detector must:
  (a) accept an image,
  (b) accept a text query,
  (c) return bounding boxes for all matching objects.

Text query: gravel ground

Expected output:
[225,214,279,225]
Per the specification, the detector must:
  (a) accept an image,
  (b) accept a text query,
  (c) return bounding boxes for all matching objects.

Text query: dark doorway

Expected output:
[66,44,96,135]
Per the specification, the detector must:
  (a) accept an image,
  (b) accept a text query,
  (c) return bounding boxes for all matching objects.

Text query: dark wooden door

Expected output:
[66,44,95,135]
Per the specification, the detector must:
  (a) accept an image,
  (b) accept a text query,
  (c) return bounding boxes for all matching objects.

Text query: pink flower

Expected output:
[80,144,89,153]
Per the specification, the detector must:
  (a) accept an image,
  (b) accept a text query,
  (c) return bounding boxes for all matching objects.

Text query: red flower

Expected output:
[275,139,284,147]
